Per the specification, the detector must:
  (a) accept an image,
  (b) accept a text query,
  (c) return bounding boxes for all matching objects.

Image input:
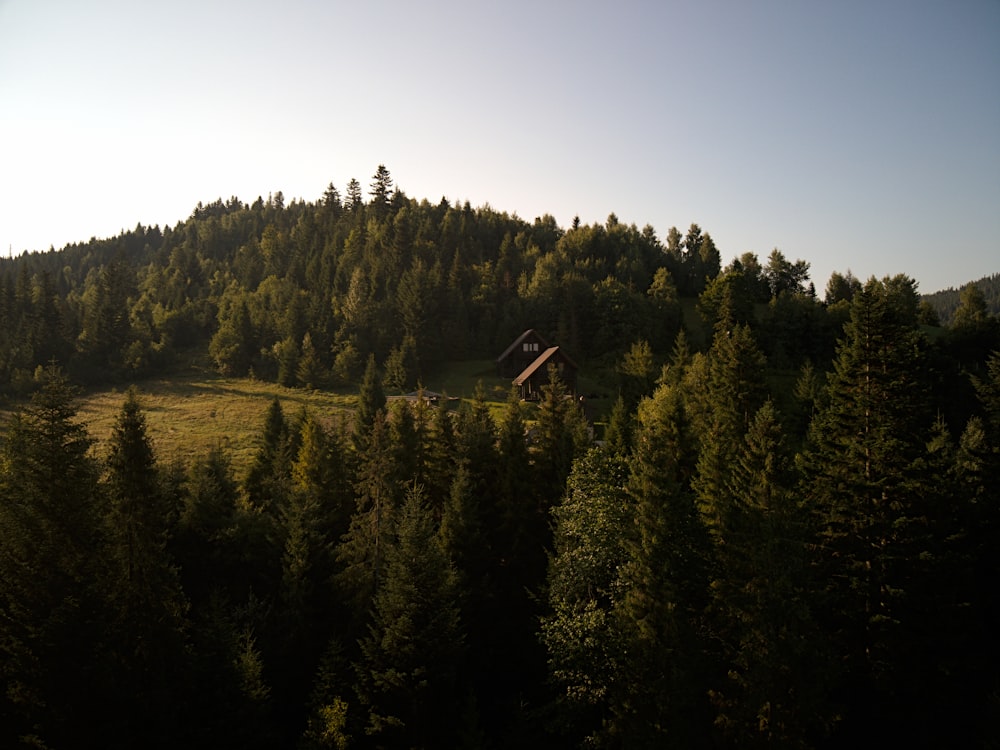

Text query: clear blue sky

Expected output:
[1,0,997,294]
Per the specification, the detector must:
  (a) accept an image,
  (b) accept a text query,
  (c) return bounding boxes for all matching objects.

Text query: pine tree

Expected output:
[495,387,533,565]
[368,164,393,220]
[708,401,833,745]
[0,365,107,747]
[175,445,241,605]
[692,322,767,544]
[602,394,634,455]
[244,397,292,514]
[101,387,191,748]
[355,485,465,748]
[297,331,326,389]
[353,353,385,452]
[611,383,713,747]
[425,398,458,514]
[337,410,397,624]
[798,276,935,740]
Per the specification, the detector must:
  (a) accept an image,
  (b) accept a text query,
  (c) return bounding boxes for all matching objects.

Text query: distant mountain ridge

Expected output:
[922,273,1000,326]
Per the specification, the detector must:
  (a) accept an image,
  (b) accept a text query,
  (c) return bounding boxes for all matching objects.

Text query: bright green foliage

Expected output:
[356,485,465,748]
[210,296,256,376]
[301,639,352,750]
[541,448,631,743]
[275,335,299,387]
[617,339,656,408]
[602,394,633,455]
[78,256,137,375]
[276,413,353,739]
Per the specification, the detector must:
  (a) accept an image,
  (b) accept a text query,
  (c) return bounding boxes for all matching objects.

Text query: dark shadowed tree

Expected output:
[101,388,191,749]
[355,484,465,748]
[0,366,108,747]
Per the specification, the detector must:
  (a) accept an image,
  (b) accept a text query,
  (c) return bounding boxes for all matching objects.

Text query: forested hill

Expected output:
[922,272,1000,326]
[1,166,999,748]
[0,164,996,401]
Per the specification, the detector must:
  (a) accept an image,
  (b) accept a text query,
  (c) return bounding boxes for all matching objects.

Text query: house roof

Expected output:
[496,329,551,364]
[513,346,577,385]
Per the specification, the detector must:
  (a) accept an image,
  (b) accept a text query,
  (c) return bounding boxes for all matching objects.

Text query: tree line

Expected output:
[7,164,989,401]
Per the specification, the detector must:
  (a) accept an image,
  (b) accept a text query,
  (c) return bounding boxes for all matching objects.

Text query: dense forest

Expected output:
[1,166,998,748]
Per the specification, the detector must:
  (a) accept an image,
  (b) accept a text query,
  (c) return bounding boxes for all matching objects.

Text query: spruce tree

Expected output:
[337,410,397,626]
[355,485,465,748]
[101,387,191,748]
[244,397,292,514]
[612,383,713,747]
[708,401,833,745]
[798,276,935,740]
[0,366,107,747]
[353,353,385,452]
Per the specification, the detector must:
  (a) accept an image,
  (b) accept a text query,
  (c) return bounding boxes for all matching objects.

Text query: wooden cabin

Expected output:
[513,346,578,400]
[495,329,552,378]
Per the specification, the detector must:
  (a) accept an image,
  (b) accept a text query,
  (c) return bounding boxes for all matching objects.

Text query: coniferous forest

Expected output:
[1,166,998,748]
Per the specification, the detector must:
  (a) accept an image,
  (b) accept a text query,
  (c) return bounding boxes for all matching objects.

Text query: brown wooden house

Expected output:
[495,329,552,378]
[513,346,578,400]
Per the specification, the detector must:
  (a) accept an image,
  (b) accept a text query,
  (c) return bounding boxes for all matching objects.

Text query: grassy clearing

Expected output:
[6,357,611,481]
[75,370,358,478]
[60,359,528,479]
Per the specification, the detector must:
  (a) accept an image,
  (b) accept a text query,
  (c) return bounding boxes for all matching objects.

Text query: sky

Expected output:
[1,0,997,295]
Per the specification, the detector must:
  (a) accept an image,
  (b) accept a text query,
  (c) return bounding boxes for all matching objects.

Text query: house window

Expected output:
[532,343,539,351]
[523,343,531,352]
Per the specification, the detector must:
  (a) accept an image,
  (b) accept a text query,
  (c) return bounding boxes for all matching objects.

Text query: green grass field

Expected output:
[2,357,614,481]
[74,370,360,477]
[68,359,542,479]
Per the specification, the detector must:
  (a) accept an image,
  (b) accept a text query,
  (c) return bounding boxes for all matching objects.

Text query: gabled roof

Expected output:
[513,346,576,385]
[496,329,551,364]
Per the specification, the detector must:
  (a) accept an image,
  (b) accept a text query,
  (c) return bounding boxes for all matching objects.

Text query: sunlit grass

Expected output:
[75,371,358,478]
[4,357,607,482]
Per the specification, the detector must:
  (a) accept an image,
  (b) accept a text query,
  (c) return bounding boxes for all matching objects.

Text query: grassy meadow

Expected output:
[69,358,541,479]
[2,357,614,481]
[75,371,360,478]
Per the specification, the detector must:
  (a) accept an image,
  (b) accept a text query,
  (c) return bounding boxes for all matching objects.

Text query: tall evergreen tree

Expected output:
[244,397,292,514]
[355,485,465,748]
[0,365,107,747]
[798,275,935,742]
[708,401,833,745]
[101,387,191,749]
[541,447,632,746]
[353,353,385,452]
[337,410,397,626]
[368,165,393,220]
[612,383,713,747]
